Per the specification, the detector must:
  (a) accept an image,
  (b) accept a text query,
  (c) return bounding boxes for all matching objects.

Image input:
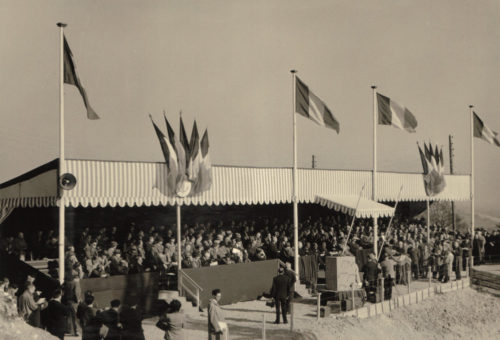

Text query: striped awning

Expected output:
[0,159,471,209]
[315,195,395,218]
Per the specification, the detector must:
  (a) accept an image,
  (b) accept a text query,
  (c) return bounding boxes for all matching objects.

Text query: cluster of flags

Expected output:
[417,142,446,196]
[150,114,212,197]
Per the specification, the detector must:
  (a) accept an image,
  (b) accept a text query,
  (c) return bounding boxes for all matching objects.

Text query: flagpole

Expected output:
[177,203,182,272]
[372,85,378,256]
[291,70,299,284]
[426,198,430,241]
[57,22,67,285]
[469,104,475,267]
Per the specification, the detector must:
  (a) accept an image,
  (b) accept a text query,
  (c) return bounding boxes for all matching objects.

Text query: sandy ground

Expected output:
[3,273,498,340]
[141,283,500,340]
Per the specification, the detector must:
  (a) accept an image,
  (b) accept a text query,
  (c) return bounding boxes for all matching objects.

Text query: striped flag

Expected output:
[473,112,500,147]
[150,116,178,195]
[164,112,186,182]
[179,116,191,172]
[187,121,201,187]
[63,35,99,120]
[295,77,339,133]
[196,129,212,193]
[377,93,417,133]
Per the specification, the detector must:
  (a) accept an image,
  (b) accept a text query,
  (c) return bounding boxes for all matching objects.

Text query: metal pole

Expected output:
[427,199,430,241]
[57,22,67,285]
[469,105,475,267]
[177,204,182,272]
[291,70,300,285]
[372,85,378,258]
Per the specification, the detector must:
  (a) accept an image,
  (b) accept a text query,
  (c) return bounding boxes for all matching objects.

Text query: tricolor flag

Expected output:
[473,112,500,147]
[197,129,212,193]
[164,113,186,184]
[179,116,191,172]
[295,77,340,133]
[377,93,417,133]
[150,116,178,195]
[63,35,99,120]
[187,121,201,187]
[418,142,446,196]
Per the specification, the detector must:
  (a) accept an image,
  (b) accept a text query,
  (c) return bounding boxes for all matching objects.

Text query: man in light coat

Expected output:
[208,288,227,340]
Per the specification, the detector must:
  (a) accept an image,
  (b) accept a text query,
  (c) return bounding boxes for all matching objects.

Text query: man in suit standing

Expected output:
[101,299,122,340]
[270,266,290,324]
[284,262,296,314]
[46,289,70,340]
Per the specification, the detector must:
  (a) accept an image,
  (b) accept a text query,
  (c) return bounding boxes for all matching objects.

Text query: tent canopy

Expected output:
[0,158,471,209]
[315,194,395,218]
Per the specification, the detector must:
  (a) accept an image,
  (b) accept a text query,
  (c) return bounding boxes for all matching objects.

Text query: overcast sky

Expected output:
[1,0,499,215]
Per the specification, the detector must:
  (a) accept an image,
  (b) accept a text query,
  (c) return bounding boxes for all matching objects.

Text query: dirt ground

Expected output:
[142,287,500,340]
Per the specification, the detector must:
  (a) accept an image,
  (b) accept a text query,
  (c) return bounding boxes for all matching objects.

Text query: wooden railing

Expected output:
[178,268,203,308]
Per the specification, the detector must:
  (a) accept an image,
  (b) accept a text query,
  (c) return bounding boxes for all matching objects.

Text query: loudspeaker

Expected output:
[59,173,77,190]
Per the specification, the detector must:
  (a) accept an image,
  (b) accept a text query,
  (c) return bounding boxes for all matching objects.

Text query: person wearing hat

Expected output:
[270,266,290,324]
[110,250,129,275]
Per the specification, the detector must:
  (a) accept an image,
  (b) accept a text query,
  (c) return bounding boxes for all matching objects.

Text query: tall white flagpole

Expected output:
[469,104,475,267]
[372,85,378,256]
[291,70,299,284]
[57,22,67,284]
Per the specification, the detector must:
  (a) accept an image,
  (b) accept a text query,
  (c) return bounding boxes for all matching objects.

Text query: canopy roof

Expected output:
[315,194,395,218]
[0,158,471,209]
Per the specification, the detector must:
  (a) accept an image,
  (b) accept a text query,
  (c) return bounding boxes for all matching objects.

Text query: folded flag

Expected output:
[473,112,500,147]
[188,121,201,187]
[417,142,446,196]
[164,112,186,182]
[295,76,339,133]
[377,93,417,132]
[179,116,191,172]
[150,115,178,195]
[197,129,212,193]
[63,35,99,120]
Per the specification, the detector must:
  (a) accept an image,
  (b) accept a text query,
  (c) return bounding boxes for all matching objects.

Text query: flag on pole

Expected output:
[164,112,186,182]
[179,116,191,172]
[295,76,340,133]
[377,93,417,132]
[188,121,201,187]
[197,129,212,193]
[418,142,446,196]
[473,112,500,146]
[150,116,178,194]
[63,35,99,120]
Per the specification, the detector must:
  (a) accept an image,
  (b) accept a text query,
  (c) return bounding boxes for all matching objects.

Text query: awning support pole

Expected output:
[57,22,67,285]
[341,184,365,255]
[177,203,182,272]
[377,185,403,261]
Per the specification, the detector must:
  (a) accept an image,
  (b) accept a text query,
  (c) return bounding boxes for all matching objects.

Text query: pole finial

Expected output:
[469,105,474,109]
[371,85,377,89]
[290,69,297,74]
[57,22,67,27]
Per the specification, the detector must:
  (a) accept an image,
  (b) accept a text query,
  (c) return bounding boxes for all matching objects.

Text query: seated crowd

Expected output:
[1,213,499,283]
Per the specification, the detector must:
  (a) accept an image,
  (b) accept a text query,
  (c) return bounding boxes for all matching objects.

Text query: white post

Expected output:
[57,22,67,285]
[177,203,182,271]
[426,199,430,241]
[372,85,378,256]
[469,105,475,267]
[291,70,300,285]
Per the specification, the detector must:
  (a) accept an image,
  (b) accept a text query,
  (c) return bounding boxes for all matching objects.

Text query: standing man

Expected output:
[46,289,70,340]
[284,262,296,314]
[208,288,227,340]
[270,266,290,324]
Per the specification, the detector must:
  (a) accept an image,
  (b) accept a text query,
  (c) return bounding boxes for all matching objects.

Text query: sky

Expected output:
[1,0,499,215]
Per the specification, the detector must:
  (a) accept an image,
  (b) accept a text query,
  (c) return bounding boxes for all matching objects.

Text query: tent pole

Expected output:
[291,70,299,284]
[341,184,365,255]
[57,22,67,285]
[177,203,182,271]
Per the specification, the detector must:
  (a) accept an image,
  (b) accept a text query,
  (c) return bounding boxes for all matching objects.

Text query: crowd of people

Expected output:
[0,274,188,339]
[0,213,499,283]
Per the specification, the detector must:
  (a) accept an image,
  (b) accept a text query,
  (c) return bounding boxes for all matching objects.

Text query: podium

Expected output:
[325,256,359,291]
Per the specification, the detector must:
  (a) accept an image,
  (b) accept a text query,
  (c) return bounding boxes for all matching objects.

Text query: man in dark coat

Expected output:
[270,266,290,324]
[120,300,145,340]
[101,299,122,340]
[362,252,380,298]
[46,289,70,340]
[284,262,296,314]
